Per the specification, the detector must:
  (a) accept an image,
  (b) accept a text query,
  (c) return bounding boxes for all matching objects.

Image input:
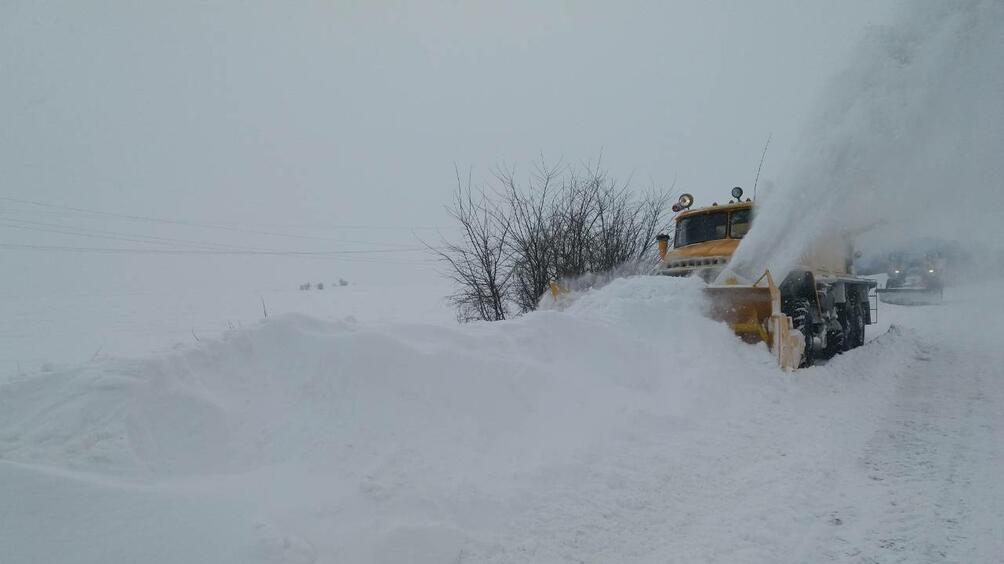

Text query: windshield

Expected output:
[675,212,728,247]
[674,209,753,247]
[730,209,752,239]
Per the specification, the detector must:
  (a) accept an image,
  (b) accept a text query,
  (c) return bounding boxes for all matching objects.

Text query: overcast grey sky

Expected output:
[1,1,898,294]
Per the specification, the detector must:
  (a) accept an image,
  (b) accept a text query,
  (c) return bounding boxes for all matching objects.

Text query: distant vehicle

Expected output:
[877,251,944,305]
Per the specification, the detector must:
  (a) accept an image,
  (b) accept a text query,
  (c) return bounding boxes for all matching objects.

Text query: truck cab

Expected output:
[659,200,752,280]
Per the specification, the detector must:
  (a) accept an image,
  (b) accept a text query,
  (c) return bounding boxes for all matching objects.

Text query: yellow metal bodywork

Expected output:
[665,238,740,260]
[704,271,805,371]
[549,280,568,300]
[675,201,751,218]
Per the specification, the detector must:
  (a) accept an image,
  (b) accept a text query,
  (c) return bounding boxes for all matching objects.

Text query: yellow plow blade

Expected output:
[703,271,805,371]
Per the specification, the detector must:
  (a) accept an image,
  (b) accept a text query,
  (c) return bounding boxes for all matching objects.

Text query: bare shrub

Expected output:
[433,168,513,322]
[435,159,672,321]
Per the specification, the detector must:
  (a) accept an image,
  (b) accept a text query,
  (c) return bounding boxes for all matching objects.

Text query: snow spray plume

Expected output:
[537,259,655,311]
[726,0,1004,283]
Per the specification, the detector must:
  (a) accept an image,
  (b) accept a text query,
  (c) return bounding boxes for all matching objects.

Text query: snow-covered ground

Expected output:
[0,281,452,381]
[2,275,1001,563]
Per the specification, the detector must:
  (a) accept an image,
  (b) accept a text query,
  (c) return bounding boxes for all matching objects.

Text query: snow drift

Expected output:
[1,277,737,477]
[1,275,947,563]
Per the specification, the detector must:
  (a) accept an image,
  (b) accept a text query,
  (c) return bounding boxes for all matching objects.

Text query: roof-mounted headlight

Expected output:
[672,193,694,213]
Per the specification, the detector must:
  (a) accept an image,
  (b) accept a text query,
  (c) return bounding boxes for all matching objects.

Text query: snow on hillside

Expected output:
[4,275,1001,563]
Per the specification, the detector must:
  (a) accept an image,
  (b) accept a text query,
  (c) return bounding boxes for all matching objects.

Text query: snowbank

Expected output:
[1,277,740,475]
[0,275,940,563]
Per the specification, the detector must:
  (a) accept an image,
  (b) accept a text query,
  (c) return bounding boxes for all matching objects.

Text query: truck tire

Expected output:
[825,320,845,358]
[847,301,866,348]
[790,298,814,367]
[836,304,850,353]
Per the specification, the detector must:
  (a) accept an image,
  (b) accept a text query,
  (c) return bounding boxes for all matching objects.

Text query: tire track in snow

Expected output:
[805,313,1004,563]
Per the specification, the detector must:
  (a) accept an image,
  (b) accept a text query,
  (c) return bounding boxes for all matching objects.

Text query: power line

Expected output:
[0,242,436,256]
[0,196,437,245]
[0,216,442,254]
[0,218,263,251]
[0,206,451,232]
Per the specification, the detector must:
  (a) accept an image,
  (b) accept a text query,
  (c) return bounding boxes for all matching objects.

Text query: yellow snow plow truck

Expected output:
[655,188,877,370]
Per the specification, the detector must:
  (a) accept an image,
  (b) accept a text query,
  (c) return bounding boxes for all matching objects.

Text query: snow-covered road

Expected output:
[471,287,1004,563]
[802,288,1004,563]
[1,277,1002,563]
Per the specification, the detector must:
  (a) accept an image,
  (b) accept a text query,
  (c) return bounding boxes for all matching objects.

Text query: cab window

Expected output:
[730,209,752,239]
[674,212,728,247]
